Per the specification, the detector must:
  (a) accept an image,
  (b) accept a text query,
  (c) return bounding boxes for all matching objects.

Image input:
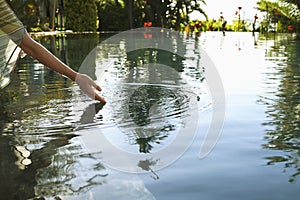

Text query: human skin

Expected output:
[19,33,106,103]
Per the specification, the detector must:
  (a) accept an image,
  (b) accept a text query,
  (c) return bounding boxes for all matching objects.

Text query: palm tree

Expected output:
[280,0,300,37]
[256,0,300,35]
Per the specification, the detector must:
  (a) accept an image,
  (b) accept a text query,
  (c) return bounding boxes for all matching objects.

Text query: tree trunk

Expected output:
[124,0,133,29]
[51,0,57,31]
[296,22,300,40]
[128,0,133,29]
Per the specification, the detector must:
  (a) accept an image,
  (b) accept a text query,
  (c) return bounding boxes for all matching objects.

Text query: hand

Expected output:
[75,73,106,103]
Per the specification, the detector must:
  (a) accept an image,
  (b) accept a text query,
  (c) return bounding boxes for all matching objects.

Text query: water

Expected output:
[0,31,300,199]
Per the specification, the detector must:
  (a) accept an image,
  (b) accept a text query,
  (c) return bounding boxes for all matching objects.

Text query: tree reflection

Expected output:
[93,28,206,163]
[261,35,300,183]
[127,84,185,153]
[105,36,204,156]
[0,131,78,199]
[118,48,180,153]
[138,158,160,180]
[0,87,107,198]
[0,34,108,198]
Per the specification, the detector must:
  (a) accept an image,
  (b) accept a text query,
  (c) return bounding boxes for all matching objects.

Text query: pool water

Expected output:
[0,31,300,199]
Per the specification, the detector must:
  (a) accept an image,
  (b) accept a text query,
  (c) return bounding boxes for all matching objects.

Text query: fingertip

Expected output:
[96,85,102,91]
[95,93,106,103]
[92,81,102,91]
[90,79,101,91]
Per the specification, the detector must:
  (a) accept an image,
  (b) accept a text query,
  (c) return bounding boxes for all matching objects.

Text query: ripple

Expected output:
[94,82,209,154]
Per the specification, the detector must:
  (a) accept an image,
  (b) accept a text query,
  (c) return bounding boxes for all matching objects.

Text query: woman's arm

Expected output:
[19,33,106,103]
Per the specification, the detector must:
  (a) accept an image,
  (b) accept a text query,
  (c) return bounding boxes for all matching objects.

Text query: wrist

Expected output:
[68,71,78,82]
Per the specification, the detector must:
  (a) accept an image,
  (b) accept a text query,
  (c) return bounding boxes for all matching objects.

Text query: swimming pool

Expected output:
[0,30,299,199]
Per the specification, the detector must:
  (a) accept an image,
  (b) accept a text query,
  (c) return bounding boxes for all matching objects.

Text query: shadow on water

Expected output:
[258,34,300,183]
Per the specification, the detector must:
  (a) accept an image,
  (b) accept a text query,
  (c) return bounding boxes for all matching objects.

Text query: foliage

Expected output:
[256,0,300,33]
[97,0,207,31]
[64,0,98,31]
[279,1,300,21]
[96,0,128,31]
[10,0,98,32]
[10,0,207,32]
[9,0,50,31]
[141,0,207,29]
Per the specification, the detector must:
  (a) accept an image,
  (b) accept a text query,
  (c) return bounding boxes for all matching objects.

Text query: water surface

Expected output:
[0,31,300,199]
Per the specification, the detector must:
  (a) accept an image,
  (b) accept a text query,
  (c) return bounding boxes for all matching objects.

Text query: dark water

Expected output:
[0,31,300,199]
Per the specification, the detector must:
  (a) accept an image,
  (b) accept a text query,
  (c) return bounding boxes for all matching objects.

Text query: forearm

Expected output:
[19,33,77,81]
[19,33,106,103]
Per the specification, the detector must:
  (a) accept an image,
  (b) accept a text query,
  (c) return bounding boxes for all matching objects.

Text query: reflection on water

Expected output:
[114,84,189,153]
[99,47,204,154]
[138,158,160,180]
[1,31,300,199]
[0,32,206,198]
[258,34,300,183]
[0,34,108,199]
[0,133,74,199]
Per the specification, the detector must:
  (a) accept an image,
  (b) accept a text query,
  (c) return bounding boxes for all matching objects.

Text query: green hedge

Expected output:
[64,0,97,32]
[96,1,129,31]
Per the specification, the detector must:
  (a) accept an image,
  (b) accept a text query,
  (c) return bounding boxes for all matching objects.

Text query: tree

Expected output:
[10,0,50,31]
[256,0,300,34]
[97,0,207,31]
[143,0,207,30]
[123,0,134,29]
[280,0,300,36]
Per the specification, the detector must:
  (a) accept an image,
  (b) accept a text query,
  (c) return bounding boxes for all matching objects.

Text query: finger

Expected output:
[95,85,102,92]
[90,80,102,91]
[94,93,106,103]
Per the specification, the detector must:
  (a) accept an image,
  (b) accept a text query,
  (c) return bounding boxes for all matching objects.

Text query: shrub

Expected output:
[64,0,97,32]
